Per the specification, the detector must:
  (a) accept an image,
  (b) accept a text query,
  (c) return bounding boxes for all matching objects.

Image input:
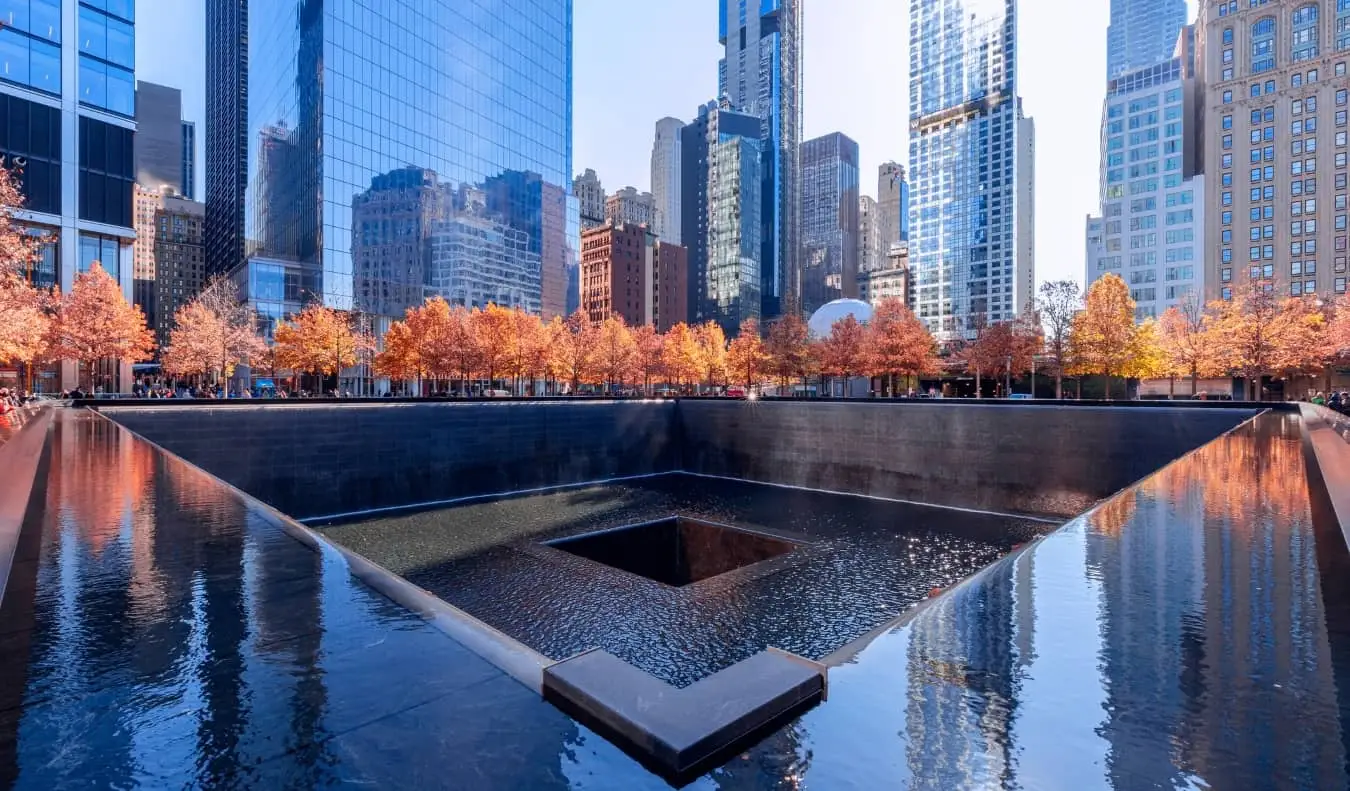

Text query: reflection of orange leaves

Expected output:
[56,423,156,555]
[1088,486,1138,540]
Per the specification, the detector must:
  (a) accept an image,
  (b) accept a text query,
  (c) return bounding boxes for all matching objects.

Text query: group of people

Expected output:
[1307,391,1350,412]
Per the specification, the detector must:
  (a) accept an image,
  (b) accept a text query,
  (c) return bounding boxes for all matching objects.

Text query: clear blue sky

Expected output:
[135,0,1200,288]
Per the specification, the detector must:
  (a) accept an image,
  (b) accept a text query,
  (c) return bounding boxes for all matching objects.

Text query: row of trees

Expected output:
[369,296,942,395]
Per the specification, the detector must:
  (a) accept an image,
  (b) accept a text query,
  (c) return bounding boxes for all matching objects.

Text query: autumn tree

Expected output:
[1122,317,1170,383]
[594,315,636,391]
[273,304,374,392]
[375,318,421,386]
[1038,280,1082,399]
[548,310,596,393]
[1158,293,1221,396]
[764,312,813,391]
[661,322,702,391]
[866,298,939,396]
[502,307,546,395]
[51,262,155,390]
[440,305,481,392]
[161,277,265,387]
[1,159,53,390]
[1204,283,1323,401]
[631,323,665,395]
[693,321,728,390]
[726,318,768,390]
[470,303,515,390]
[1069,273,1137,399]
[817,314,869,391]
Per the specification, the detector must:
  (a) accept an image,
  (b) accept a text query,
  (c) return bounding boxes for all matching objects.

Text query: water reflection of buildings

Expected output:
[1085,415,1344,790]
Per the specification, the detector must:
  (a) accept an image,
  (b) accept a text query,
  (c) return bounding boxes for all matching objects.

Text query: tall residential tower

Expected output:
[718,0,803,319]
[1108,0,1190,78]
[908,0,1035,340]
[651,117,684,244]
[801,132,860,313]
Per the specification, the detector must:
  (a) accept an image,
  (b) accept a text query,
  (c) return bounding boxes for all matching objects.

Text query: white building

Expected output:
[1086,38,1205,321]
[858,195,885,274]
[650,117,683,244]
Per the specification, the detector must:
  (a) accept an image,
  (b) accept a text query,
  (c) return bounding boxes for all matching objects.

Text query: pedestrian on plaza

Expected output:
[1331,392,1343,411]
[1314,391,1327,405]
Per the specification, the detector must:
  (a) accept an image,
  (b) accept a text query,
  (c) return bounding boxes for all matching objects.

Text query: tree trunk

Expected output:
[1076,377,1082,399]
[1190,364,1198,396]
[975,369,982,399]
[1104,375,1112,401]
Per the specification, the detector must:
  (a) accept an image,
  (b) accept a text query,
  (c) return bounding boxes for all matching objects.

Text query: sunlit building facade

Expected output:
[719,0,802,319]
[908,0,1034,341]
[801,132,860,313]
[1108,0,1190,78]
[214,0,577,329]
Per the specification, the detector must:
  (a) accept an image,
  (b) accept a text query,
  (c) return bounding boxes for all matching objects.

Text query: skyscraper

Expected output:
[0,0,137,390]
[909,0,1035,340]
[801,132,860,313]
[209,0,576,333]
[134,82,188,195]
[651,117,684,244]
[1197,1,1350,303]
[1086,26,1204,321]
[877,161,910,247]
[181,121,196,200]
[1108,0,1189,78]
[859,196,885,274]
[205,0,248,278]
[573,168,606,229]
[718,0,803,319]
[681,101,764,333]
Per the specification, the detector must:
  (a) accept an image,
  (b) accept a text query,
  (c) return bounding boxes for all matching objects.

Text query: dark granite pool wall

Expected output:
[105,401,679,519]
[676,401,1259,517]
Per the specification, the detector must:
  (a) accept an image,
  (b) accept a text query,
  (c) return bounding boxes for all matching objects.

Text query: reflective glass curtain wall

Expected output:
[243,0,576,319]
[908,0,1027,340]
[1107,0,1188,78]
[800,131,860,314]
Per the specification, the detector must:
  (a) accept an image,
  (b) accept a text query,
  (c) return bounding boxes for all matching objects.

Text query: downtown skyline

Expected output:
[135,0,1203,291]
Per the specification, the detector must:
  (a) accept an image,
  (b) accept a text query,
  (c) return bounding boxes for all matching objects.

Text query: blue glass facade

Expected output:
[242,0,576,321]
[1107,0,1187,79]
[801,132,860,314]
[908,0,1032,340]
[718,0,801,319]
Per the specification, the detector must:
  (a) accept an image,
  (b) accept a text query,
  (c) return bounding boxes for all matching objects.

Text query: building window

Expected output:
[1339,0,1350,50]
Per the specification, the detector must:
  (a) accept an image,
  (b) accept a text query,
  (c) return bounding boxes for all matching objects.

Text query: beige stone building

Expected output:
[1197,0,1350,300]
[133,186,206,350]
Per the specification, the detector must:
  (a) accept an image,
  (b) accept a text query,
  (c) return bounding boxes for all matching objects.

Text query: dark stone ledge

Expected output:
[0,409,52,606]
[543,647,826,784]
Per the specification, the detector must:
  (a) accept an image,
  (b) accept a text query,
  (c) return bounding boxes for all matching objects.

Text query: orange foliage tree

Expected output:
[161,277,265,386]
[631,323,665,395]
[817,314,869,383]
[1037,280,1082,399]
[1158,293,1221,396]
[51,262,155,390]
[661,322,702,390]
[273,304,374,392]
[962,311,1041,396]
[764,313,813,390]
[594,315,636,390]
[548,310,596,393]
[470,304,515,389]
[726,318,768,390]
[1,159,54,389]
[693,321,728,390]
[867,297,939,395]
[1206,283,1323,400]
[1069,273,1137,399]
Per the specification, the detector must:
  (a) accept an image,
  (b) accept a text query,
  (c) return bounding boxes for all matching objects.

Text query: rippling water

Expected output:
[321,475,1053,687]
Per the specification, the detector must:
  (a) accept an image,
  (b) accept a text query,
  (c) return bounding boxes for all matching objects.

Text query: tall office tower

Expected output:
[573,168,606,229]
[718,0,803,319]
[801,132,860,313]
[205,0,247,278]
[651,117,684,244]
[681,101,765,333]
[909,0,1034,340]
[605,187,658,228]
[1197,1,1350,302]
[133,186,205,350]
[0,0,137,390]
[181,121,196,200]
[134,82,187,194]
[214,0,575,348]
[877,161,910,248]
[859,195,885,274]
[1087,26,1205,320]
[1108,0,1189,78]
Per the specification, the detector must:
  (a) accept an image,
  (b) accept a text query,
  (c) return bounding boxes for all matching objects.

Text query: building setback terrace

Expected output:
[0,399,1346,788]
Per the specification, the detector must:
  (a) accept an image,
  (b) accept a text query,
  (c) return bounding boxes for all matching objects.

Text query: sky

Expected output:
[137,0,1200,289]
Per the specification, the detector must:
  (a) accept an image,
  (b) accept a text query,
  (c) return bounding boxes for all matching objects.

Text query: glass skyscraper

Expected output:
[209,0,577,331]
[718,0,802,319]
[908,0,1035,341]
[1107,0,1188,79]
[800,132,860,314]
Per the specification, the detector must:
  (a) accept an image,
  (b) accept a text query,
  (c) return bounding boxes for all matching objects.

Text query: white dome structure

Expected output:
[807,298,873,339]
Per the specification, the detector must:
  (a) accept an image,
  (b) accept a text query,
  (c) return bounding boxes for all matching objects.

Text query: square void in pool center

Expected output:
[546,516,799,587]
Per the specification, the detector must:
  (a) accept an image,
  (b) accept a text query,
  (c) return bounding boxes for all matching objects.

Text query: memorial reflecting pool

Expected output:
[0,404,1342,788]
